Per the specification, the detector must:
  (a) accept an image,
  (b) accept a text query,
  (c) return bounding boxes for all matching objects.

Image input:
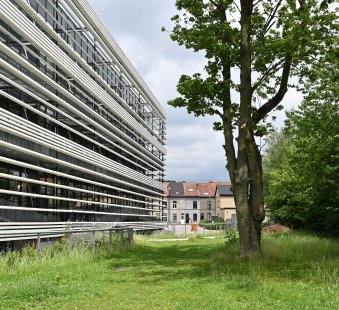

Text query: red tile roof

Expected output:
[183,182,199,196]
[165,181,231,197]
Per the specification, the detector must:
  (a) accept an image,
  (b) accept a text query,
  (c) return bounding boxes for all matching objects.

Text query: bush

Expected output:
[224,229,239,244]
[199,218,225,230]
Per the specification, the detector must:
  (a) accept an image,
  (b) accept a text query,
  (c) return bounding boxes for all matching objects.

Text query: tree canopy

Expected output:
[165,0,338,255]
[264,43,339,234]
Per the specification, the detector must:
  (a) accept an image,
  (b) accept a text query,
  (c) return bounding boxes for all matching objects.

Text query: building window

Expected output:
[172,201,177,209]
[200,213,204,220]
[193,213,197,222]
[172,213,177,222]
[193,200,197,209]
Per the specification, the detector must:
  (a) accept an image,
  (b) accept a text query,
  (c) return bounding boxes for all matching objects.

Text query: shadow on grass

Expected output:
[101,233,339,287]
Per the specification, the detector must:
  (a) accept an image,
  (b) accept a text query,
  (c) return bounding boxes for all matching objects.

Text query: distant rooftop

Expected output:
[164,181,231,198]
[217,185,233,196]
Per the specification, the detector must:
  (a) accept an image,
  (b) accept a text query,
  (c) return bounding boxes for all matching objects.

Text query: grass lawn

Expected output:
[0,232,338,310]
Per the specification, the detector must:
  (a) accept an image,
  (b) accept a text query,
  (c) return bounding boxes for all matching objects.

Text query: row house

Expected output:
[164,181,236,224]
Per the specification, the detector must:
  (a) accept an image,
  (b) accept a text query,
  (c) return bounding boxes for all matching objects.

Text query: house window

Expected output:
[200,213,204,220]
[172,201,177,209]
[172,213,177,222]
[193,213,197,222]
[193,201,197,209]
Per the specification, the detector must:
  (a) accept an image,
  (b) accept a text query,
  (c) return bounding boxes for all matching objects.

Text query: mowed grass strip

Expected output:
[0,232,338,310]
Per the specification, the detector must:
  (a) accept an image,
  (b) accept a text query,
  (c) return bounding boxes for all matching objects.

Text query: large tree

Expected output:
[264,44,339,235]
[264,101,338,234]
[164,0,337,255]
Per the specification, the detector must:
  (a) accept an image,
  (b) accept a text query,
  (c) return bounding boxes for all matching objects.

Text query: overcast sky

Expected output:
[87,0,303,182]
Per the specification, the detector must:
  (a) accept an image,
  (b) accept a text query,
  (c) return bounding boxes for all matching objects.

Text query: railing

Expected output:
[0,221,165,254]
[0,221,164,242]
[167,222,237,236]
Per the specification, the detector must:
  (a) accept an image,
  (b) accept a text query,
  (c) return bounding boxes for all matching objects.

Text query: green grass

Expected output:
[0,232,338,310]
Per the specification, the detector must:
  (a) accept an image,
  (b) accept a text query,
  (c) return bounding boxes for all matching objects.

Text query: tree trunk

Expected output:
[234,0,262,256]
[234,138,262,256]
[219,0,265,256]
[235,195,261,256]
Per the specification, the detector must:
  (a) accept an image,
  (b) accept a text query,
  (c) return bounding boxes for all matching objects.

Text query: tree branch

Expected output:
[214,108,223,117]
[253,0,263,8]
[251,59,285,94]
[252,57,291,125]
[209,0,219,8]
[233,1,241,14]
[218,3,237,183]
[259,0,282,39]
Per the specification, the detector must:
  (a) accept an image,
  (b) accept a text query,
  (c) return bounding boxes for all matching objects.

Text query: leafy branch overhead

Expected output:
[164,0,338,131]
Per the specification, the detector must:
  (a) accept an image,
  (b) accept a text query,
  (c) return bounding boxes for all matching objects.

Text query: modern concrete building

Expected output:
[0,0,166,227]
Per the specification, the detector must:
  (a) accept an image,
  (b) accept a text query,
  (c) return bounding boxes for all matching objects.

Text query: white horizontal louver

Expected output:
[0,172,162,207]
[0,49,164,169]
[0,140,164,196]
[0,0,166,155]
[0,205,161,218]
[69,0,166,119]
[0,156,164,200]
[0,189,159,213]
[0,107,163,190]
[15,0,165,143]
[0,85,154,173]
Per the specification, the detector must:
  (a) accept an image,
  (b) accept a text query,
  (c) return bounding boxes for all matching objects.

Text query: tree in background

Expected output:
[264,44,339,235]
[164,0,337,255]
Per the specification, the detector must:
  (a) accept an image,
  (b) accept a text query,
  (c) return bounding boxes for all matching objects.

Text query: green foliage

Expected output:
[200,218,209,224]
[264,37,339,234]
[165,0,338,131]
[264,98,339,234]
[224,229,239,244]
[211,216,224,223]
[199,217,225,230]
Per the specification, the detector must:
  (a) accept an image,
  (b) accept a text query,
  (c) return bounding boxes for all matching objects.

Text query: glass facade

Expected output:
[0,0,166,225]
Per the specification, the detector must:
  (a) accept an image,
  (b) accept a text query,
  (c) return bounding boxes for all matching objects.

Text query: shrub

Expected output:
[224,229,239,244]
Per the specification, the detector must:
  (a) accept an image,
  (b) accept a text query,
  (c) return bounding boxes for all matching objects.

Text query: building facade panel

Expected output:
[0,0,166,226]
